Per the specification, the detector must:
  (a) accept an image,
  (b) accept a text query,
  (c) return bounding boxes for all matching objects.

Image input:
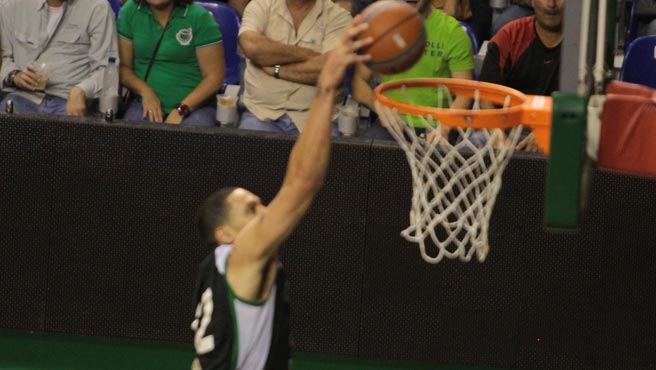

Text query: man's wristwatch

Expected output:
[5,70,20,87]
[273,65,281,79]
[175,103,191,118]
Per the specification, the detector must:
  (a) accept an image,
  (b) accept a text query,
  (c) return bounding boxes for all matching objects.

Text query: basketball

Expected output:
[358,0,426,75]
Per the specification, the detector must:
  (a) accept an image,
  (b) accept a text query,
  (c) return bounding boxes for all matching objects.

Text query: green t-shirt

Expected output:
[117,0,222,113]
[381,9,474,127]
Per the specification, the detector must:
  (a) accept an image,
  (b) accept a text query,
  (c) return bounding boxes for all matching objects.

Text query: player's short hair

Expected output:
[197,187,238,245]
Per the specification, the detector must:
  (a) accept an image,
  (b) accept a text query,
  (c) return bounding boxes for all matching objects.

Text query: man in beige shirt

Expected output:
[238,0,351,134]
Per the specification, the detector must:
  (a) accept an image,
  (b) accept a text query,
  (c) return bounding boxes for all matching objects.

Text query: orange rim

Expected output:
[374,78,552,154]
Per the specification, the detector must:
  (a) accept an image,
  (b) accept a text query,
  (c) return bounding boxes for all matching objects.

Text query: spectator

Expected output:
[237,0,351,135]
[634,0,656,37]
[434,0,492,43]
[0,0,118,116]
[334,0,357,16]
[479,0,563,151]
[491,0,534,36]
[118,0,225,126]
[432,0,462,17]
[351,0,474,140]
[216,0,250,18]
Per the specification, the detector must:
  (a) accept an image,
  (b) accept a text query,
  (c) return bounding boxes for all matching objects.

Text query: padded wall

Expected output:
[360,145,656,370]
[279,136,371,355]
[0,116,55,331]
[0,114,365,355]
[2,114,656,369]
[361,149,583,369]
[574,170,656,370]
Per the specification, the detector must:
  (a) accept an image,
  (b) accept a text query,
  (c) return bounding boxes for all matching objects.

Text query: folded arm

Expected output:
[239,31,320,67]
[261,54,328,85]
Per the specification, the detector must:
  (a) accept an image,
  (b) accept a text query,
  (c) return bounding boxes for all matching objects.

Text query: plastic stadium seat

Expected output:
[598,80,656,178]
[196,1,241,86]
[459,21,479,55]
[108,0,122,19]
[620,35,656,89]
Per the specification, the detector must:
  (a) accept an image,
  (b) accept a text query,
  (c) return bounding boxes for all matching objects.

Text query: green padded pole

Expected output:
[545,92,587,230]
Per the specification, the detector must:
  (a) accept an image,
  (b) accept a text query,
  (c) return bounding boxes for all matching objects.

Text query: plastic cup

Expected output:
[216,94,238,127]
[34,63,49,91]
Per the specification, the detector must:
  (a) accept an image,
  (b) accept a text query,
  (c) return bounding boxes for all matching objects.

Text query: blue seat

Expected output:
[459,21,479,55]
[108,0,122,19]
[196,1,241,86]
[620,35,656,89]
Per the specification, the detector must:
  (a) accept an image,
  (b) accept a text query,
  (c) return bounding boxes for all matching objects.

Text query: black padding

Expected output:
[360,150,656,370]
[0,115,56,331]
[573,169,656,370]
[280,137,370,355]
[43,120,301,342]
[2,113,656,369]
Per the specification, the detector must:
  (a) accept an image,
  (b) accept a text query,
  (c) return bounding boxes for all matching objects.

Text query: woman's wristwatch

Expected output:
[175,103,191,118]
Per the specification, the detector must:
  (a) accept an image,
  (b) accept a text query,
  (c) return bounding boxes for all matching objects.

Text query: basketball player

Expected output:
[190,18,372,370]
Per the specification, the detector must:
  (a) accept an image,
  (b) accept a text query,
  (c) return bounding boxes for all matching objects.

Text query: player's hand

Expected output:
[317,15,372,92]
[515,132,539,152]
[13,64,40,91]
[66,87,87,116]
[141,88,164,123]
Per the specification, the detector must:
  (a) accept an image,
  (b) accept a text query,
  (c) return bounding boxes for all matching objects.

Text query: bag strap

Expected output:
[143,20,170,83]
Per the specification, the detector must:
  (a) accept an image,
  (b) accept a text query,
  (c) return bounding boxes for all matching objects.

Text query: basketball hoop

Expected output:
[374,78,552,264]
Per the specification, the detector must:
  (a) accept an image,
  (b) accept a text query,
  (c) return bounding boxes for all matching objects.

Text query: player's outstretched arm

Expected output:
[228,17,372,301]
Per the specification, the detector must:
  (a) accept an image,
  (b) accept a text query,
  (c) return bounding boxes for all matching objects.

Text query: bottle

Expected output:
[99,57,119,119]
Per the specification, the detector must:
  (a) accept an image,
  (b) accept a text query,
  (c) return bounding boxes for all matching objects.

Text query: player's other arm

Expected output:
[350,62,376,112]
[228,19,373,301]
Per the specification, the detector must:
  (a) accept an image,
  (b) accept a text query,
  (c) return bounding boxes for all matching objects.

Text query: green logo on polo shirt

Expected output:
[176,28,193,46]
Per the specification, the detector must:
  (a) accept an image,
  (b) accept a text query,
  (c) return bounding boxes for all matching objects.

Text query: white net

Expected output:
[376,85,524,264]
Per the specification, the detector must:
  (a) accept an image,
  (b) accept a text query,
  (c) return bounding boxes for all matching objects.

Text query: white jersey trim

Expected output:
[214,245,276,370]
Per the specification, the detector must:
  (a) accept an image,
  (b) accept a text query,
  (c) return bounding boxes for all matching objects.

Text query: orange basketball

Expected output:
[358,0,426,75]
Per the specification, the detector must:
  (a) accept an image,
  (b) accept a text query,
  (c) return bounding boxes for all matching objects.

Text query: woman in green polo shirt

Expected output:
[118,0,225,126]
